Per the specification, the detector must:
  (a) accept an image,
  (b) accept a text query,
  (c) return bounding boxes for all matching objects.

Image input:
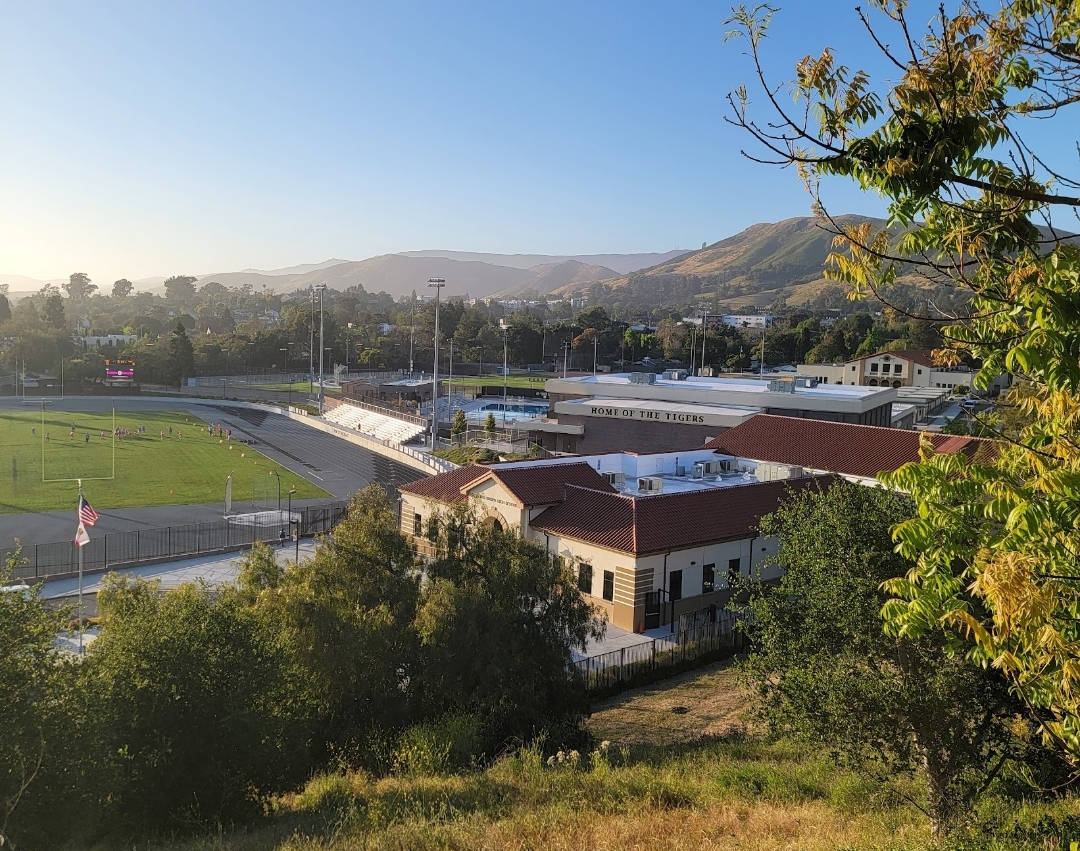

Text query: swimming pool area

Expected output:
[434,396,550,424]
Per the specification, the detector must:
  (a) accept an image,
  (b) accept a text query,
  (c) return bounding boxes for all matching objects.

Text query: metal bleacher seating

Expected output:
[323,402,426,446]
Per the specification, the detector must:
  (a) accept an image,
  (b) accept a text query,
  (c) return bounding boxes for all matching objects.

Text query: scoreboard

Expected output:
[104,358,136,384]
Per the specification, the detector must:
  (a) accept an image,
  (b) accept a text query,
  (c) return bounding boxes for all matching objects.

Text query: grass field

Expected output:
[248,381,341,394]
[0,409,328,515]
[449,374,552,389]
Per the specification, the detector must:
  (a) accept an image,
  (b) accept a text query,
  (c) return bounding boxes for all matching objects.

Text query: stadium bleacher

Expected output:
[323,402,427,446]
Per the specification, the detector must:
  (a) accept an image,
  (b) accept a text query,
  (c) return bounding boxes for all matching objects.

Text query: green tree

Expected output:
[63,272,97,300]
[0,548,79,849]
[167,321,195,386]
[728,1,1080,762]
[111,278,133,298]
[87,574,303,833]
[0,292,10,324]
[247,487,419,756]
[163,274,198,304]
[42,291,65,329]
[484,411,496,435]
[740,482,1035,836]
[451,408,467,437]
[415,505,604,750]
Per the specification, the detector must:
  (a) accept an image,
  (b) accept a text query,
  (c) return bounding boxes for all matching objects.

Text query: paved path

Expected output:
[0,397,427,547]
[40,540,318,612]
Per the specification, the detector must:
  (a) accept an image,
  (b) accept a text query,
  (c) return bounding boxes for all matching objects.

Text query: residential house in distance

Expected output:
[797,349,1012,395]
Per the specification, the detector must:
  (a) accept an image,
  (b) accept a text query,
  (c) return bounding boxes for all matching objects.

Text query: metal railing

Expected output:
[2,500,351,583]
[574,614,745,696]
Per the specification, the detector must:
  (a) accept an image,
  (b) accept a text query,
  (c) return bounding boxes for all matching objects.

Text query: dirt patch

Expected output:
[586,658,753,747]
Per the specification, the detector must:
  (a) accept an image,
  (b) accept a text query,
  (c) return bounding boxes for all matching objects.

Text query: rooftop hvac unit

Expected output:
[702,459,732,475]
[674,465,686,477]
[691,462,706,480]
[629,371,657,385]
[794,376,820,389]
[637,476,664,493]
[767,380,797,393]
[663,369,689,381]
[602,471,626,487]
[755,463,806,482]
[698,366,715,377]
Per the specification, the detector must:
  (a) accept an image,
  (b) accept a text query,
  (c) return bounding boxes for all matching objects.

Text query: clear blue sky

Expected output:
[0,1,1042,285]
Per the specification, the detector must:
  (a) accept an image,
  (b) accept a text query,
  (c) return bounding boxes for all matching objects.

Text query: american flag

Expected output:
[78,495,100,527]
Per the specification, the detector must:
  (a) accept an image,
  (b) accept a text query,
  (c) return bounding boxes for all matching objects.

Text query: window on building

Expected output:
[728,557,741,586]
[602,570,614,601]
[894,364,903,374]
[850,365,856,371]
[669,569,683,601]
[413,512,422,535]
[702,563,715,594]
[870,362,879,373]
[577,563,592,595]
[917,368,923,374]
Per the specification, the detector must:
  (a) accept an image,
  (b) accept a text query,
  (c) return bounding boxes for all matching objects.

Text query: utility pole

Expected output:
[562,339,570,378]
[592,333,598,375]
[428,278,445,449]
[315,284,327,414]
[408,295,415,377]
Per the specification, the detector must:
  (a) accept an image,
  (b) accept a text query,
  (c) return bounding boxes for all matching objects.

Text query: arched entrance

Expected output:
[868,378,878,386]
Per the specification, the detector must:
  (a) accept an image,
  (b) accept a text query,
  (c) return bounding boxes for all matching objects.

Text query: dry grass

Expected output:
[587,658,752,747]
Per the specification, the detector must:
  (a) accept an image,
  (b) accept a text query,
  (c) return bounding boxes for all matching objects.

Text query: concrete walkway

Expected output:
[40,540,317,609]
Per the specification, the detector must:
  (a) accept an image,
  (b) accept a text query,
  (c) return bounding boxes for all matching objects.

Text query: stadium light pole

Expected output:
[280,347,290,406]
[427,278,445,449]
[315,284,327,414]
[700,310,708,375]
[309,286,315,394]
[500,320,508,426]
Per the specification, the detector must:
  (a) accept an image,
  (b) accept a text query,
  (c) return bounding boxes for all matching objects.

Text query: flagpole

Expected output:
[78,478,84,655]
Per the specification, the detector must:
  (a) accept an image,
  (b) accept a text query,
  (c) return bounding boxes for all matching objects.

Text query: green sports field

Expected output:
[448,374,552,389]
[246,381,341,394]
[0,409,328,515]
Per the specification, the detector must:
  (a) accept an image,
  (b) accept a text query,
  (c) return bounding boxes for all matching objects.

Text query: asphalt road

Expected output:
[0,396,428,548]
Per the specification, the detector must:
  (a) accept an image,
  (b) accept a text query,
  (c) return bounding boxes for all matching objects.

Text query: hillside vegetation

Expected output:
[123,664,1079,851]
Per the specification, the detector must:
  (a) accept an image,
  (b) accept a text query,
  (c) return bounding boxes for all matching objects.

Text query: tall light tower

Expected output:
[499,320,509,426]
[428,278,445,449]
[315,283,327,414]
[700,309,709,375]
[309,286,315,394]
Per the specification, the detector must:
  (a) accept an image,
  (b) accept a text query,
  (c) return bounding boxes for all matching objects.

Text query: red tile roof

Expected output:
[531,476,836,555]
[701,414,991,478]
[398,462,615,507]
[479,462,616,505]
[398,464,489,504]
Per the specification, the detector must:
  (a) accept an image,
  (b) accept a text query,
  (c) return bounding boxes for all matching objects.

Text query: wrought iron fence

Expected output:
[2,500,350,583]
[573,613,745,697]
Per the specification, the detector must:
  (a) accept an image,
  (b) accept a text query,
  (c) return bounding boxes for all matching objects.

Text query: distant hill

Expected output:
[238,259,349,277]
[399,249,686,275]
[490,260,621,299]
[548,215,901,310]
[285,254,535,299]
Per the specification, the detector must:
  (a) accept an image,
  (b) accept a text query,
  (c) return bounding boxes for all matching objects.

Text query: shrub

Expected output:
[393,714,481,776]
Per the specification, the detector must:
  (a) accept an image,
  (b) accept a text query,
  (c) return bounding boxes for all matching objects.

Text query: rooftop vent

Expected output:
[629,371,657,385]
[602,471,626,487]
[637,476,664,493]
